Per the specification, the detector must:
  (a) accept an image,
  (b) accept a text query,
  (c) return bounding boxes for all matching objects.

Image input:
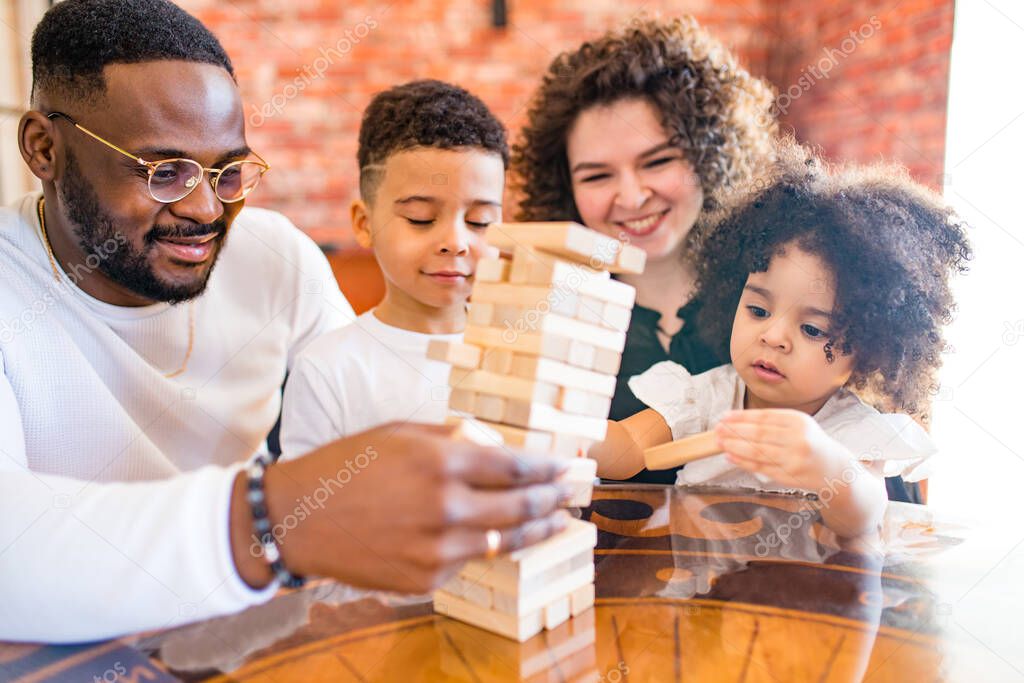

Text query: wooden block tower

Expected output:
[428,222,646,641]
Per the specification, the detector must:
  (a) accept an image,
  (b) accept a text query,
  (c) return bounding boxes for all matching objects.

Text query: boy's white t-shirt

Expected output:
[280,310,461,459]
[628,362,937,493]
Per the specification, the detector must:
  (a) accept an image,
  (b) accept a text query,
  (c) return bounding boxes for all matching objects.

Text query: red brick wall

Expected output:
[766,0,954,186]
[177,0,953,246]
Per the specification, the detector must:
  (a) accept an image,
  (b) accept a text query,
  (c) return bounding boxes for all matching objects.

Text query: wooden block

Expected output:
[446,416,505,447]
[490,303,522,327]
[485,222,644,274]
[569,583,595,617]
[601,302,632,333]
[550,432,590,459]
[557,457,597,507]
[510,355,616,397]
[567,340,597,369]
[544,595,571,630]
[433,590,543,642]
[449,388,476,413]
[616,243,647,274]
[512,246,609,286]
[538,315,625,353]
[440,574,494,609]
[461,518,597,589]
[519,605,597,679]
[575,296,604,327]
[475,394,507,423]
[508,246,541,284]
[426,339,481,369]
[463,325,572,365]
[490,563,594,616]
[591,348,622,375]
[481,348,515,375]
[570,549,592,572]
[474,419,554,452]
[505,401,608,441]
[450,368,560,406]
[643,430,722,470]
[476,256,511,282]
[559,388,612,418]
[523,259,635,309]
[471,282,580,318]
[468,302,494,326]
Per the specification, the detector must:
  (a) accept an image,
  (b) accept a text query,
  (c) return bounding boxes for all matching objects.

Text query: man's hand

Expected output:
[231,422,573,593]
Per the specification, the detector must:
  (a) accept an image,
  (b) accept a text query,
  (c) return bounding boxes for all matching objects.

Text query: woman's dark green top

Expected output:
[608,299,923,503]
[609,300,722,484]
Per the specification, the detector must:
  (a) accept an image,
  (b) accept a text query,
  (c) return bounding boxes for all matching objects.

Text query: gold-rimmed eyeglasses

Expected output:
[46,111,270,204]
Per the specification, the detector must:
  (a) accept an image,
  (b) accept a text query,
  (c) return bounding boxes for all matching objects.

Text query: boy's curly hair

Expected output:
[695,139,972,419]
[358,79,509,203]
[512,16,776,229]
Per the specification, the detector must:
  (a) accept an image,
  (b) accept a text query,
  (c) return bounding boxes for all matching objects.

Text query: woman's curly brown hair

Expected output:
[694,139,972,420]
[512,16,777,229]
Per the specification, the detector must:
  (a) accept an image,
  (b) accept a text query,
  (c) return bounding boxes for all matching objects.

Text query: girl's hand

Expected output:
[715,409,855,491]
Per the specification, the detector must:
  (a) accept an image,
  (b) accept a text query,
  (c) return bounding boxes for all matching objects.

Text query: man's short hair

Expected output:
[357,79,509,203]
[31,0,235,103]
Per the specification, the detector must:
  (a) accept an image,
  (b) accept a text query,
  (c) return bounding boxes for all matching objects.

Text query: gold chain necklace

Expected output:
[36,197,195,379]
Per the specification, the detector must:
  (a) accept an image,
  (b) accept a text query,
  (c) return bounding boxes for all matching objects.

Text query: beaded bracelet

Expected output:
[246,452,306,589]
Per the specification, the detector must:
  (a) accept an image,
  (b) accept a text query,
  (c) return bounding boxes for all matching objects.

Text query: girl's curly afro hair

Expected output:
[695,139,972,419]
[512,16,777,230]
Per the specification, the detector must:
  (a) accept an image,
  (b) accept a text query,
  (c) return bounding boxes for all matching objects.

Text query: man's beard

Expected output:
[59,148,228,305]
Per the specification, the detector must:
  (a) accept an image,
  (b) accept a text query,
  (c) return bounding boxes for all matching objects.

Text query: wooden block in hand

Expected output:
[643,430,722,470]
[426,339,481,369]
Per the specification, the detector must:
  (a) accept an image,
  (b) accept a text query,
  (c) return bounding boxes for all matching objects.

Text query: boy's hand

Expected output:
[715,409,854,491]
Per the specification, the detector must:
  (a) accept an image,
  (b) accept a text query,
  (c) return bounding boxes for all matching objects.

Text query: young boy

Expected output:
[280,80,507,458]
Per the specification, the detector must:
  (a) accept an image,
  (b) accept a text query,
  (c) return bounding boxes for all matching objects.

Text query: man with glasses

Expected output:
[1,0,569,643]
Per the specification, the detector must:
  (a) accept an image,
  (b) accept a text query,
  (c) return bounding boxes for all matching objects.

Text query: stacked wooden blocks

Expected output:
[428,222,646,641]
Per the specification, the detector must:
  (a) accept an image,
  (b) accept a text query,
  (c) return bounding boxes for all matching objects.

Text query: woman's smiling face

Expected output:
[566,97,704,263]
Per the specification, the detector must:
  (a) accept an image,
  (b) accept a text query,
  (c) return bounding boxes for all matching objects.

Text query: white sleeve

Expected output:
[627,361,713,439]
[829,413,939,482]
[280,354,348,460]
[285,230,356,369]
[0,370,277,644]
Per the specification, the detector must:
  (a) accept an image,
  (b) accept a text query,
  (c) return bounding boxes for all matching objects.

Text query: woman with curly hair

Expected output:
[512,16,776,482]
[588,140,971,533]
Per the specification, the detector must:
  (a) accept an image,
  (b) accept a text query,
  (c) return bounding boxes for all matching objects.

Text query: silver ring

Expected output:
[484,529,502,559]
